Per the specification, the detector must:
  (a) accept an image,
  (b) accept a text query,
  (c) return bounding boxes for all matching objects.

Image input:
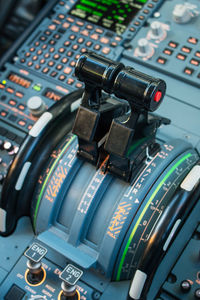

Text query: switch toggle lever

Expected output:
[59,264,83,300]
[24,243,47,286]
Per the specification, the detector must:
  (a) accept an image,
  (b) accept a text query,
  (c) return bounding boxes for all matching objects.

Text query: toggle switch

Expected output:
[59,264,83,300]
[24,243,47,286]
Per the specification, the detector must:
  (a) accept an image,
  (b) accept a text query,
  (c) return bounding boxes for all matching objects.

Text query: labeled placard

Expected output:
[24,243,47,263]
[60,264,83,286]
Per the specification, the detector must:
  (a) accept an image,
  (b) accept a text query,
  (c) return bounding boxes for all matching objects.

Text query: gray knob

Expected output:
[150,21,165,39]
[27,96,46,117]
[173,3,199,23]
[137,38,153,57]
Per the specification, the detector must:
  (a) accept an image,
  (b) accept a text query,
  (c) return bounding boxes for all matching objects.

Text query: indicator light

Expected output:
[154,91,162,102]
[2,80,6,85]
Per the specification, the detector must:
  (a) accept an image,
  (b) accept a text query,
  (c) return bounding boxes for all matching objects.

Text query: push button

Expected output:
[4,284,25,300]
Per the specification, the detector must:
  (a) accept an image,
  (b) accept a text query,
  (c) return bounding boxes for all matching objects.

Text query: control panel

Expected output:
[0,0,200,299]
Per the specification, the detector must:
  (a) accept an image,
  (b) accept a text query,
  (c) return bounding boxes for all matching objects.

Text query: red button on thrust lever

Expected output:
[154,91,162,102]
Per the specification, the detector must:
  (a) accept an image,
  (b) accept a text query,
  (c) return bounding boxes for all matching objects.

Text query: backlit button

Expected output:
[61,57,68,64]
[86,24,93,30]
[157,57,167,64]
[77,37,84,44]
[18,120,26,127]
[42,44,47,50]
[0,84,5,89]
[70,61,76,67]
[67,78,74,85]
[0,111,8,117]
[81,48,87,53]
[6,87,14,94]
[163,48,173,55]
[75,54,80,60]
[42,67,49,74]
[94,44,101,50]
[188,37,198,44]
[58,14,65,19]
[49,47,55,53]
[190,59,199,66]
[195,51,200,58]
[76,82,83,88]
[69,34,76,40]
[168,41,179,48]
[56,64,63,70]
[102,47,111,54]
[184,67,194,75]
[86,41,92,47]
[72,44,79,50]
[63,67,72,74]
[49,39,56,45]
[53,34,61,39]
[181,46,191,53]
[40,59,45,64]
[58,75,66,81]
[27,61,33,67]
[76,20,84,26]
[53,53,60,60]
[18,104,25,111]
[81,29,89,36]
[9,100,17,106]
[16,92,24,98]
[44,53,50,58]
[96,28,103,34]
[62,22,70,30]
[64,40,71,47]
[59,47,65,53]
[71,25,80,32]
[37,49,43,55]
[180,280,191,293]
[48,61,55,67]
[90,33,99,40]
[25,52,31,57]
[176,53,186,61]
[50,71,58,77]
[30,47,35,52]
[67,17,74,23]
[134,21,140,26]
[67,51,73,57]
[45,30,51,36]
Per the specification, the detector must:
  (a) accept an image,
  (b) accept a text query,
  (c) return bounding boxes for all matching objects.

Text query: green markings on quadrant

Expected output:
[116,152,192,281]
[33,135,76,229]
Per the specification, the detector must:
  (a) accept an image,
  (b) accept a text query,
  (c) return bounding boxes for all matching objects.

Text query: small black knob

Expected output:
[195,289,200,299]
[180,280,191,293]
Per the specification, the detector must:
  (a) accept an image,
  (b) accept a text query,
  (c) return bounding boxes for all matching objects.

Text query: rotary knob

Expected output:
[173,3,199,24]
[137,38,154,58]
[150,21,166,39]
[27,96,46,117]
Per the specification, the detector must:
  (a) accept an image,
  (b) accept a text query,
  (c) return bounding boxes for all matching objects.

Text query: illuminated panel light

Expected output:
[7,72,32,88]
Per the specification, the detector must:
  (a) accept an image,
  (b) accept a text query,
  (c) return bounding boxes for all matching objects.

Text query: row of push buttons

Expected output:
[156,36,200,79]
[0,85,33,132]
[18,13,122,90]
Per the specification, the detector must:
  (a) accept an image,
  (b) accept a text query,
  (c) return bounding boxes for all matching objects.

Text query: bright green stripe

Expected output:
[33,135,76,229]
[81,0,97,7]
[77,4,92,13]
[137,0,148,3]
[116,152,192,280]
